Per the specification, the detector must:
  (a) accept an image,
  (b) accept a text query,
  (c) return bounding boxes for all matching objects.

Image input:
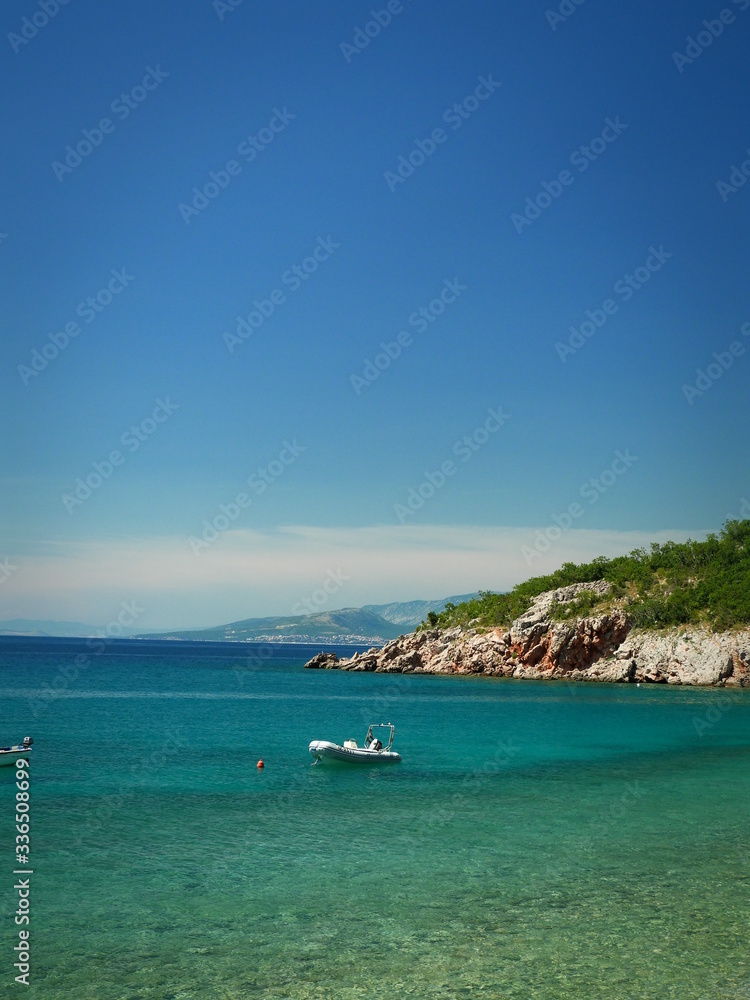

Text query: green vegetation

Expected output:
[418,520,750,633]
[548,589,601,621]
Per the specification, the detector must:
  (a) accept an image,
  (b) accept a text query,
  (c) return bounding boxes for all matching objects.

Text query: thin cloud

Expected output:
[1,524,709,629]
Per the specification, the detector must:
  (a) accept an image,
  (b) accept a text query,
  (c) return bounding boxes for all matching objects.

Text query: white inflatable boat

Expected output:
[0,737,32,766]
[309,723,401,764]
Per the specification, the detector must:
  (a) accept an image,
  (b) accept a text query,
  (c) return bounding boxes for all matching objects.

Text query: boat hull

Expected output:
[309,740,401,764]
[0,748,31,767]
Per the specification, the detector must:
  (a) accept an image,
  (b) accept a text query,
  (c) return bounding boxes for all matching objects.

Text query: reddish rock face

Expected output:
[520,612,632,676]
[304,582,750,687]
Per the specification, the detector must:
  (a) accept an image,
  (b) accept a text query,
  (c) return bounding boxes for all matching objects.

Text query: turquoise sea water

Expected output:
[1,638,749,999]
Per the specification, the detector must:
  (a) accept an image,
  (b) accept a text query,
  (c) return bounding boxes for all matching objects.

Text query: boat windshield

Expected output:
[365,723,395,749]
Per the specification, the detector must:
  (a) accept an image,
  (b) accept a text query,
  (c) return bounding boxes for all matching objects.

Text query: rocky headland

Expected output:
[305,582,750,686]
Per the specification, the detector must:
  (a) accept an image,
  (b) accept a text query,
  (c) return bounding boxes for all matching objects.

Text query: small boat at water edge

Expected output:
[0,737,33,766]
[309,723,401,764]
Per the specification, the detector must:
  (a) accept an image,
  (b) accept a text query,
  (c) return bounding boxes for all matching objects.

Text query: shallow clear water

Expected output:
[1,640,749,998]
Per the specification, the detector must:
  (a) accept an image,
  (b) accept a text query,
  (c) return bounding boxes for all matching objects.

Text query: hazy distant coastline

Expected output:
[0,594,477,645]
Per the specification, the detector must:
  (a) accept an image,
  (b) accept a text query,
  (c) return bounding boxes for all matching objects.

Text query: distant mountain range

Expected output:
[0,594,478,644]
[0,618,102,638]
[137,608,404,643]
[136,594,477,643]
[363,595,477,628]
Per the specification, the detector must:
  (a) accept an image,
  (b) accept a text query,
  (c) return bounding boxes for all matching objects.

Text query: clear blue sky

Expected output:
[2,0,749,628]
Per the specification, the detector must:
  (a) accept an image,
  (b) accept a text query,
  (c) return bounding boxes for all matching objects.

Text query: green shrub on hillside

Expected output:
[419,520,750,633]
[549,589,601,621]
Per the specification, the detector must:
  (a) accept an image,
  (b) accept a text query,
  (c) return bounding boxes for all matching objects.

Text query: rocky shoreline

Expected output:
[305,582,750,686]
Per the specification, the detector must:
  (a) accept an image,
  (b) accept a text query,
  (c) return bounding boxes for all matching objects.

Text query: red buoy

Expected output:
[257,759,264,769]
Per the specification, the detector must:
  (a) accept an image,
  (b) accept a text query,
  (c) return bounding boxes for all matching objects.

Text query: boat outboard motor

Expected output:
[22,737,33,747]
[370,738,382,751]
